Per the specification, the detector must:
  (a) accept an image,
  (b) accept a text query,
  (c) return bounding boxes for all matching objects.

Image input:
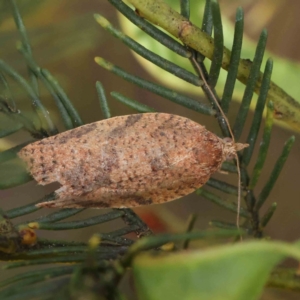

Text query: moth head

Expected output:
[222,137,249,161]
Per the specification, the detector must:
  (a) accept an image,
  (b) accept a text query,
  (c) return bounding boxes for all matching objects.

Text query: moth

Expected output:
[18,113,247,209]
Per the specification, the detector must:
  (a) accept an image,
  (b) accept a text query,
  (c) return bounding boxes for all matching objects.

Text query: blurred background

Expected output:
[0,0,299,299]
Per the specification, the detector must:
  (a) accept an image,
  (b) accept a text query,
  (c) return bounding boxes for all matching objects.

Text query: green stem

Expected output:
[0,123,23,138]
[0,60,57,135]
[33,208,85,224]
[108,0,191,58]
[256,136,295,209]
[221,7,244,113]
[0,72,16,112]
[95,57,214,115]
[6,193,55,219]
[197,188,250,218]
[249,101,274,189]
[207,178,238,195]
[29,210,125,230]
[233,29,267,139]
[111,92,155,113]
[96,81,111,119]
[94,14,201,86]
[260,202,277,228]
[208,0,223,88]
[180,0,190,19]
[0,142,29,164]
[183,214,197,249]
[242,59,273,165]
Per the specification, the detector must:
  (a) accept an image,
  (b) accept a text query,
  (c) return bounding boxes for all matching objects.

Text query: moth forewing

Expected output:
[18,113,246,209]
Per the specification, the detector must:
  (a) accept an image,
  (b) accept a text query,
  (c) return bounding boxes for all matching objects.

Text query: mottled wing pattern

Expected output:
[37,176,207,209]
[19,113,225,208]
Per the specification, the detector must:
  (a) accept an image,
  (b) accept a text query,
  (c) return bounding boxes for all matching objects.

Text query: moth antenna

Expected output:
[191,56,243,233]
[235,152,242,231]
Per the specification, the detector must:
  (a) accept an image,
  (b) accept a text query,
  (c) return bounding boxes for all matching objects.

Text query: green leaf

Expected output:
[133,240,300,300]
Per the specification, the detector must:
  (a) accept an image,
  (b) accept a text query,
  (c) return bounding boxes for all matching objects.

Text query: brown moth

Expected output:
[18,113,247,209]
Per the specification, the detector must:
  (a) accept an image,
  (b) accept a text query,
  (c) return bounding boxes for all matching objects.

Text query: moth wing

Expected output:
[36,173,210,209]
[25,113,209,196]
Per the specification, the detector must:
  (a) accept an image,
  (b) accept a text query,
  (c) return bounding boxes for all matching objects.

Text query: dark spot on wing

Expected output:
[57,123,97,144]
[132,196,153,205]
[63,200,111,208]
[110,114,143,138]
[124,114,143,127]
[102,146,120,172]
[93,174,112,187]
[151,157,165,172]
